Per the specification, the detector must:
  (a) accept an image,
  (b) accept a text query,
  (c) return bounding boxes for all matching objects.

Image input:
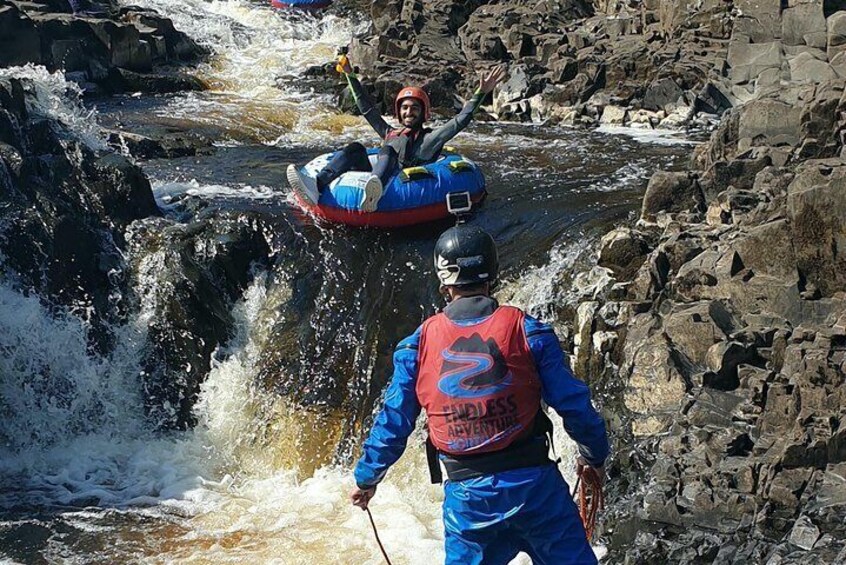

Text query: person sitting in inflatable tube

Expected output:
[287,57,506,212]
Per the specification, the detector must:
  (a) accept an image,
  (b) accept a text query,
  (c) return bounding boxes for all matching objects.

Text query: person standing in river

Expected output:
[287,59,506,212]
[349,224,610,564]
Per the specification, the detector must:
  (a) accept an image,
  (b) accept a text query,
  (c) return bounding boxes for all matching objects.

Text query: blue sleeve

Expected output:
[353,328,422,488]
[525,316,610,468]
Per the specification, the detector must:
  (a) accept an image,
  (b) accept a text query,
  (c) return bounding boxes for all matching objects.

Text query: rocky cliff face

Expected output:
[579,23,846,565]
[585,86,846,560]
[347,1,846,130]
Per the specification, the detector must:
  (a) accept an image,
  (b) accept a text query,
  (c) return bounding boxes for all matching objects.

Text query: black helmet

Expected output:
[434,225,498,287]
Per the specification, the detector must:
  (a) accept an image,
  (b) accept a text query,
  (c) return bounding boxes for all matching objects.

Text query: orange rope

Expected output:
[576,466,605,541]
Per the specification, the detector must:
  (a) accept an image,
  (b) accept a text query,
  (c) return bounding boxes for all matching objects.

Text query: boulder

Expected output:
[786,160,846,297]
[695,81,733,115]
[733,0,783,42]
[643,77,684,111]
[624,328,689,436]
[493,65,531,112]
[547,55,579,84]
[0,4,42,66]
[782,1,828,48]
[703,341,758,390]
[89,153,159,232]
[788,52,838,83]
[105,67,204,94]
[729,220,799,281]
[2,3,205,95]
[600,104,628,125]
[703,156,773,195]
[527,90,583,124]
[728,41,785,85]
[597,227,650,279]
[663,301,739,366]
[828,11,846,59]
[737,97,804,149]
[574,301,599,378]
[798,82,846,159]
[641,171,705,222]
[788,515,821,550]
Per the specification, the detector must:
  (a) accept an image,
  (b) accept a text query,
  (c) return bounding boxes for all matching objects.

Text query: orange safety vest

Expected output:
[416,306,542,456]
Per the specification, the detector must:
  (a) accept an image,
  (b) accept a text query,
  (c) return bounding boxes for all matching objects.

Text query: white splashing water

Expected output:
[151,179,279,210]
[118,0,369,144]
[0,267,591,563]
[595,124,699,146]
[499,236,597,324]
[0,280,211,511]
[0,285,144,453]
[0,64,107,150]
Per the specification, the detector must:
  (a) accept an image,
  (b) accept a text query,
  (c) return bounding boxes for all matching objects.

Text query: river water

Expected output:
[0,1,694,563]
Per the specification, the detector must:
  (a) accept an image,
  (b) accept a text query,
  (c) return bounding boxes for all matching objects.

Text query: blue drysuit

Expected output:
[354,296,610,564]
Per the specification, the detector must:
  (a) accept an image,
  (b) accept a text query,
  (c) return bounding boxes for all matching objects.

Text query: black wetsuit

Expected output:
[315,74,486,190]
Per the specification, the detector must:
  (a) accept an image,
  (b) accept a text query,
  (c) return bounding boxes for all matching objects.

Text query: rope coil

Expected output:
[575,465,605,541]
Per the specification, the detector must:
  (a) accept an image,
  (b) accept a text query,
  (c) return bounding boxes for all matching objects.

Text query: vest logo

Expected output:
[436,333,512,399]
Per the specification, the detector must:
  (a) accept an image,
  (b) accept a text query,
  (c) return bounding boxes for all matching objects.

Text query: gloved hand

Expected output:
[336,53,352,75]
[350,484,377,510]
[576,456,605,487]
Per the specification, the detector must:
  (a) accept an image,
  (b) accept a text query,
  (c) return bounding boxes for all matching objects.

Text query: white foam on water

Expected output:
[0,284,144,453]
[596,124,699,146]
[151,179,279,209]
[582,161,652,193]
[498,236,596,323]
[0,278,212,512]
[0,64,107,150]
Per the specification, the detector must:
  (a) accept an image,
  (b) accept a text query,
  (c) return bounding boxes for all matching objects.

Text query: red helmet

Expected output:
[394,86,431,121]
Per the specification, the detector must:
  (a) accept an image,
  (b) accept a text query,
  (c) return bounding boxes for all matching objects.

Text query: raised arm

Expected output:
[340,57,393,139]
[424,65,507,147]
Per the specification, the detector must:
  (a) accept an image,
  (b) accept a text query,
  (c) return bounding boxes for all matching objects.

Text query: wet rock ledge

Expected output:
[0,74,271,431]
[0,0,206,94]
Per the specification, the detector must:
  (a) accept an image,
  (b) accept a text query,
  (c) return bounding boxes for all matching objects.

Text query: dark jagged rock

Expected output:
[0,1,206,95]
[128,212,272,429]
[104,129,211,160]
[597,227,651,281]
[0,76,158,351]
[104,67,204,94]
[0,72,272,434]
[640,171,705,222]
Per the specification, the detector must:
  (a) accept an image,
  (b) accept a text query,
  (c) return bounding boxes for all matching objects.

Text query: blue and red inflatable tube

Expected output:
[292,149,487,228]
[271,0,332,9]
